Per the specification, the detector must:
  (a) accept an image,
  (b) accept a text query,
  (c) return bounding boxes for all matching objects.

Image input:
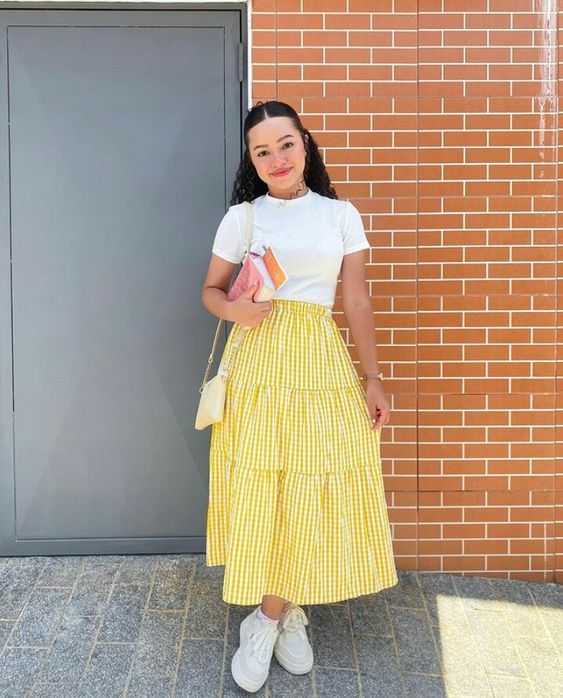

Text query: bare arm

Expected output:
[201,254,238,322]
[340,249,390,429]
[340,249,381,376]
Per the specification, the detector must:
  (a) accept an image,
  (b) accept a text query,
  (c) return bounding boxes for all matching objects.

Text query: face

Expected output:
[247,116,309,197]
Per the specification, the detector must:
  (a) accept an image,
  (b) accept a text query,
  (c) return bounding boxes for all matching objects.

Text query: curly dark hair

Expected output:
[230,100,338,205]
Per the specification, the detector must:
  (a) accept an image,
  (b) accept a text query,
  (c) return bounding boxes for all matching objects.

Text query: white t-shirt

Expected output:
[211,188,370,308]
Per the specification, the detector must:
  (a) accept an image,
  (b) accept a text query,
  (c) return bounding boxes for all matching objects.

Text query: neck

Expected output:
[268,180,309,201]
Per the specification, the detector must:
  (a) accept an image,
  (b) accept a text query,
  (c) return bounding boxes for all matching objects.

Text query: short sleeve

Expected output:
[342,201,370,255]
[211,206,244,264]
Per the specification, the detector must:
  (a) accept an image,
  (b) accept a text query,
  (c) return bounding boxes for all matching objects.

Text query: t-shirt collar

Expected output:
[264,188,313,207]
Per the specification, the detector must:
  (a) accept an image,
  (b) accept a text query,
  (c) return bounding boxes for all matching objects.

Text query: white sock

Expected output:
[256,606,279,625]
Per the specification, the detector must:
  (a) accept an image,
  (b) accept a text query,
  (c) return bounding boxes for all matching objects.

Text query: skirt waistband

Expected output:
[270,298,333,317]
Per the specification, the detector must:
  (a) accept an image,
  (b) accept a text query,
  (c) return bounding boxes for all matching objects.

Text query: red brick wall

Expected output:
[252,0,562,583]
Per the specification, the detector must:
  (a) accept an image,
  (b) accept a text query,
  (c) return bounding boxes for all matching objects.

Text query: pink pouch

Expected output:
[226,253,271,302]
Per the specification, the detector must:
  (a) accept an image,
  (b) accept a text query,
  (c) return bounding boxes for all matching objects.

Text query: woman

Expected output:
[201,100,398,693]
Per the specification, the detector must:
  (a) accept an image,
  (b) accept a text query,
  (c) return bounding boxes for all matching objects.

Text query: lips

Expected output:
[271,167,292,177]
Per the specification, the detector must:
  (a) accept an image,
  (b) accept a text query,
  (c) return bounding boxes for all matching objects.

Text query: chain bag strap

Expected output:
[198,201,254,394]
[194,202,255,429]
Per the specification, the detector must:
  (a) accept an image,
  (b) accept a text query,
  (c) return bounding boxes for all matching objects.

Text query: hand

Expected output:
[229,282,272,329]
[365,380,390,430]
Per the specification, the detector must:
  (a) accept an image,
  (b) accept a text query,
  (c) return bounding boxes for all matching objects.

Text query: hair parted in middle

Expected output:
[230,100,338,206]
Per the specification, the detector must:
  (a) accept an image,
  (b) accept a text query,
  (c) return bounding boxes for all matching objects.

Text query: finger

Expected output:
[381,412,391,427]
[371,408,389,429]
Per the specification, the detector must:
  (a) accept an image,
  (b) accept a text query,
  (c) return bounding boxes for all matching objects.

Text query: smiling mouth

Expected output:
[271,168,292,177]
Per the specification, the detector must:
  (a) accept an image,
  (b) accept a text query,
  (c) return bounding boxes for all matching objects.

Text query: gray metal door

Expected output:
[0,7,245,554]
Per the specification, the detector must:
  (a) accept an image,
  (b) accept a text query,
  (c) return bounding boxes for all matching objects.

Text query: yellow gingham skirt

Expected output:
[206,298,398,605]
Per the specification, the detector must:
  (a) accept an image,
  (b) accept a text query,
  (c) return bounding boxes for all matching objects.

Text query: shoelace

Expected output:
[250,622,279,663]
[280,605,309,634]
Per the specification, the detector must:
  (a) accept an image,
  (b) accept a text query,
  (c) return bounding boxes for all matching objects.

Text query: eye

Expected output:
[256,142,294,158]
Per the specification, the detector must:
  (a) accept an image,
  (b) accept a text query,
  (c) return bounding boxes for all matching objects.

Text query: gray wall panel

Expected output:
[0,7,244,553]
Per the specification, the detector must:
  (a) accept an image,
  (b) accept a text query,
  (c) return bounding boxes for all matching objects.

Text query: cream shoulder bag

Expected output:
[194,201,254,430]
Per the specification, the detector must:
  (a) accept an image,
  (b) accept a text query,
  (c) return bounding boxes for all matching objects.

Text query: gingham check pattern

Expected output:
[206,299,398,605]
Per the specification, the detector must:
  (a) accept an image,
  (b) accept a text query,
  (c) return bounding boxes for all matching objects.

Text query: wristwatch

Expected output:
[358,371,383,383]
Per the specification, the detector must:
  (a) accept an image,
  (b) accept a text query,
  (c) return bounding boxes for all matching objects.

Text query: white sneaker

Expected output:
[231,607,280,693]
[273,604,314,674]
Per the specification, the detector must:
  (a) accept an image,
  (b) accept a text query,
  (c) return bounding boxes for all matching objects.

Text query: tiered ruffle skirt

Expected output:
[206,298,398,605]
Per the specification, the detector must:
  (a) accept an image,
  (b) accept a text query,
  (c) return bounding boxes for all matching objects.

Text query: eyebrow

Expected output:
[253,134,294,151]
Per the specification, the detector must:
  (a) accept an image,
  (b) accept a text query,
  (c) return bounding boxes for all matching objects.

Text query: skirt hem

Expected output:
[202,567,399,607]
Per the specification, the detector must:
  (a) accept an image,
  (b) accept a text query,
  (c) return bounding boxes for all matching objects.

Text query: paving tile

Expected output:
[463,606,527,677]
[176,638,224,697]
[417,572,459,627]
[536,604,563,653]
[349,592,392,636]
[427,594,472,638]
[125,674,175,697]
[357,636,406,697]
[149,556,194,610]
[0,621,13,649]
[315,667,360,697]
[80,557,123,586]
[268,658,314,696]
[487,577,549,639]
[79,642,135,697]
[390,607,441,675]
[488,577,534,604]
[97,582,151,643]
[66,579,111,617]
[116,555,156,585]
[0,646,48,696]
[193,553,225,580]
[37,556,84,587]
[185,579,228,639]
[439,631,492,697]
[527,581,563,653]
[310,603,355,669]
[36,615,97,683]
[381,570,425,609]
[8,586,70,647]
[30,682,80,697]
[404,672,447,698]
[127,610,183,682]
[526,581,563,609]
[0,561,45,619]
[514,635,563,698]
[452,574,498,611]
[0,557,46,576]
[488,674,535,698]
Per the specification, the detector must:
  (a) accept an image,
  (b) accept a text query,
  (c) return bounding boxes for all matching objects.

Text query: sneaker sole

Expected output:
[273,644,314,675]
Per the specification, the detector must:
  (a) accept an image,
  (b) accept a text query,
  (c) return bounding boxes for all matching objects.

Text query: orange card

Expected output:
[262,246,288,290]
